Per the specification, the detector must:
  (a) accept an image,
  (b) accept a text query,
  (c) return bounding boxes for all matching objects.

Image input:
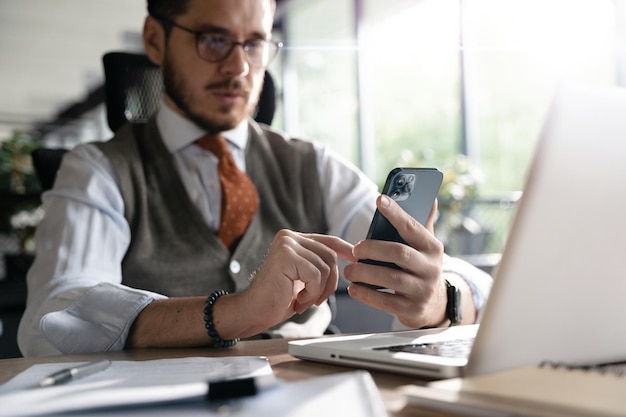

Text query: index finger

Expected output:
[301,233,356,305]
[303,233,357,262]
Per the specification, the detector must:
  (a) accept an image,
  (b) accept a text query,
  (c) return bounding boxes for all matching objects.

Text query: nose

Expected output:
[219,44,250,78]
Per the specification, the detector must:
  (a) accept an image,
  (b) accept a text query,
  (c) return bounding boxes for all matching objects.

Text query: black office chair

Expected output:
[30,148,67,192]
[255,68,276,126]
[102,52,164,133]
[32,52,278,191]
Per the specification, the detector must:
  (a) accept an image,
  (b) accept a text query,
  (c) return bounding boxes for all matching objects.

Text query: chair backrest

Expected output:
[102,51,277,132]
[102,52,164,133]
[255,69,276,126]
[31,148,67,192]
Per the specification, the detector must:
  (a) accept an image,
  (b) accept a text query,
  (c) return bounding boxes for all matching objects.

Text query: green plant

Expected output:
[10,206,44,253]
[437,154,484,229]
[0,130,42,239]
[393,150,491,254]
[394,151,483,220]
[0,130,40,194]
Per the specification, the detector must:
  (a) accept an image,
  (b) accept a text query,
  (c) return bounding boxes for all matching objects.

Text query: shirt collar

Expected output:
[155,99,249,153]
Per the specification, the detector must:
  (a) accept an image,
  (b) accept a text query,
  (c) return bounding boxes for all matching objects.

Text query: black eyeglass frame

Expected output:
[152,14,283,68]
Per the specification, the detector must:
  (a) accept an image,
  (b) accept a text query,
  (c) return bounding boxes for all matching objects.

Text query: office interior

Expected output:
[1,0,625,359]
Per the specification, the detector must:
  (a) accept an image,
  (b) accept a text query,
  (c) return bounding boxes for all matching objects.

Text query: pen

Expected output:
[38,360,112,387]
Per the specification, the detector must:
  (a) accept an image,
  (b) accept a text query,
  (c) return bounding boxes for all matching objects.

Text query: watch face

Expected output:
[446,281,462,326]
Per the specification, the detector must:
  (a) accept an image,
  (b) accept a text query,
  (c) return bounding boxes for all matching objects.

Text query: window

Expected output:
[278,0,621,254]
[465,0,618,195]
[281,0,359,163]
[361,0,461,183]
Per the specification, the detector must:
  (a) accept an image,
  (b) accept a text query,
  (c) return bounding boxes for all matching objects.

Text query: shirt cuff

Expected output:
[442,254,493,317]
[40,282,166,354]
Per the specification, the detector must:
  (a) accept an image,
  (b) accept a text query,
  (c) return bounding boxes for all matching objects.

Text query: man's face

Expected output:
[161,0,275,133]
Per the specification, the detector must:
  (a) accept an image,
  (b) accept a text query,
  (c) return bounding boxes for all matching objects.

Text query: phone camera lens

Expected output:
[395,176,406,187]
[404,182,414,193]
[391,190,401,199]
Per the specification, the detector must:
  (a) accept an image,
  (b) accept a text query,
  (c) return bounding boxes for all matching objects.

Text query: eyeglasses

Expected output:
[153,15,282,68]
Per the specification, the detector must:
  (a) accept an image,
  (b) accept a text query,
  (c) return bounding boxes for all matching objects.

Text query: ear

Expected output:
[143,16,165,66]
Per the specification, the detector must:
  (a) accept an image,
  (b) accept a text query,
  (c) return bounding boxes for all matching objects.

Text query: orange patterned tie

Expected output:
[196,135,259,250]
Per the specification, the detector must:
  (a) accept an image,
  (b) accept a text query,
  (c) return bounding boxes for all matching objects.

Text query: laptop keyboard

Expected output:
[373,338,475,359]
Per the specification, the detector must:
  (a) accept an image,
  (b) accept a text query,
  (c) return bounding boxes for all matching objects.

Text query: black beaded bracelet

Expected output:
[203,290,239,348]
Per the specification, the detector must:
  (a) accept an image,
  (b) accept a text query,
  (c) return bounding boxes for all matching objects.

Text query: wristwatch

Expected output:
[445,280,462,326]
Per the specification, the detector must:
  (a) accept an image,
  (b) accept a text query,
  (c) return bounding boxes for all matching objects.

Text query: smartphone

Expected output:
[357,167,443,288]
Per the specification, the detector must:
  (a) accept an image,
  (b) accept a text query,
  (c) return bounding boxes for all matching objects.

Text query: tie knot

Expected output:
[197,134,230,159]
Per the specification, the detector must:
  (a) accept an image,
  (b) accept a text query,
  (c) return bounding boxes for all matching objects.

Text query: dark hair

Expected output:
[147,0,276,20]
[147,0,190,21]
[147,0,276,38]
[147,0,191,37]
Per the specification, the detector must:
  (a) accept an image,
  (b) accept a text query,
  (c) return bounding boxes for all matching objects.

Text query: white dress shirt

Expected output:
[18,104,492,356]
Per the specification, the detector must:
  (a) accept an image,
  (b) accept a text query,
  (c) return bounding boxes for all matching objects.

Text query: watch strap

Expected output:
[445,279,462,326]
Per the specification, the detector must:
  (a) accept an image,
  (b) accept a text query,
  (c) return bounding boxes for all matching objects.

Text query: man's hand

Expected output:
[243,230,356,327]
[344,194,475,328]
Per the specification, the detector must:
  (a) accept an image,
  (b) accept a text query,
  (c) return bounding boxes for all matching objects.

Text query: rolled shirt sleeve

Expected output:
[17,144,162,356]
[39,283,165,354]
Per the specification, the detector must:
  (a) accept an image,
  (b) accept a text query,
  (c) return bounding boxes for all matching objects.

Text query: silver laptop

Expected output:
[289,83,626,379]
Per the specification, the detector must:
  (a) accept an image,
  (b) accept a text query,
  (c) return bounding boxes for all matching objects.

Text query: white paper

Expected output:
[0,356,272,417]
[38,370,388,417]
[0,357,387,417]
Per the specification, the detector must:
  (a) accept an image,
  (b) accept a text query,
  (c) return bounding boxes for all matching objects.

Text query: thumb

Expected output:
[425,198,438,233]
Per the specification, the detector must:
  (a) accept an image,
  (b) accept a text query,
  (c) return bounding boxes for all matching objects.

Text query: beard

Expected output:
[161,53,260,134]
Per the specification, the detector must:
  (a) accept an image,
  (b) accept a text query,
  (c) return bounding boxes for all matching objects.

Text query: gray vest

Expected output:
[95,119,328,301]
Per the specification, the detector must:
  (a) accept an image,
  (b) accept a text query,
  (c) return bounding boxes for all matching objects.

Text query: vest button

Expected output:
[229,260,241,274]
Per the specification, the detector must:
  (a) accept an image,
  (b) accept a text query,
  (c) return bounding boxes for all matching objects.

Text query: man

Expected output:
[18,0,492,356]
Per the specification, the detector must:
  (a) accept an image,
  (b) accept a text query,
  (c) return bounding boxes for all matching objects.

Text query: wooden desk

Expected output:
[0,339,434,416]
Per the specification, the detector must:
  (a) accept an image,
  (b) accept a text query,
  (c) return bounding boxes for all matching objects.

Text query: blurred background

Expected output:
[1,0,625,353]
